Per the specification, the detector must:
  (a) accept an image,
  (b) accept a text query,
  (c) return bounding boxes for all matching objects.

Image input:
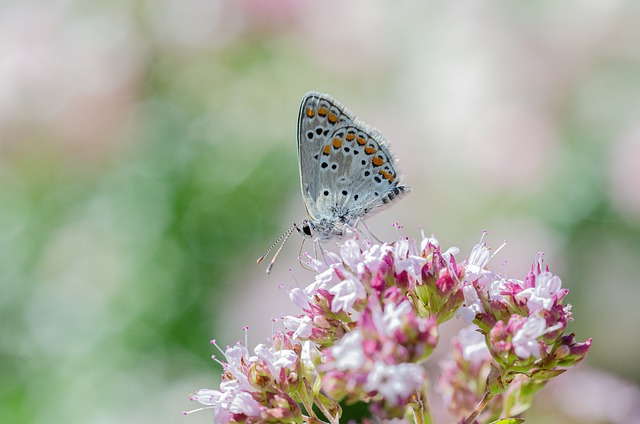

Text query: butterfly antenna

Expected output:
[257,226,295,274]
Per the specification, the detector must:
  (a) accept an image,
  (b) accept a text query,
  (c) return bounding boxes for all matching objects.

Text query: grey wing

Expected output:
[317,122,410,225]
[297,92,354,221]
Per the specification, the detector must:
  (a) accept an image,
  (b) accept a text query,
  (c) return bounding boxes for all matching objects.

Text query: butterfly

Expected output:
[258,92,409,273]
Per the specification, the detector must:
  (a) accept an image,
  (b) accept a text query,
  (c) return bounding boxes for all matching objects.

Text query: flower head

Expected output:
[190,230,591,424]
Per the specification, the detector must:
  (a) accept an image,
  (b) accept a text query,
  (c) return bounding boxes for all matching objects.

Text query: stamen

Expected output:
[183,405,215,415]
[210,339,226,357]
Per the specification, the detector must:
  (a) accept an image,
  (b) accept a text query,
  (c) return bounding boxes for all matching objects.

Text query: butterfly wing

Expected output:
[297,92,354,222]
[297,92,409,231]
[327,123,409,221]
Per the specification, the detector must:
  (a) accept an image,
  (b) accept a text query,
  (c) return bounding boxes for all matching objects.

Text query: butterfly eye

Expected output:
[303,222,313,236]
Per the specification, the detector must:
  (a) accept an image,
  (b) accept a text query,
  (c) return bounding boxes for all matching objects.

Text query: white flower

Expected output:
[378,300,412,336]
[228,391,262,416]
[394,238,426,283]
[517,272,562,312]
[305,267,341,295]
[305,250,342,273]
[464,236,502,289]
[330,330,365,371]
[512,314,547,359]
[362,242,394,275]
[340,238,366,275]
[283,315,313,340]
[328,276,366,313]
[457,325,491,364]
[489,278,523,302]
[300,340,318,369]
[191,381,262,423]
[458,284,484,323]
[224,343,251,368]
[288,287,311,309]
[254,344,298,382]
[364,361,426,405]
[222,344,254,390]
[466,240,492,275]
[191,388,222,406]
[420,234,440,253]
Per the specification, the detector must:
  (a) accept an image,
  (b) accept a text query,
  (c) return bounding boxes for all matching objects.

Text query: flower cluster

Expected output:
[186,334,305,423]
[438,325,545,422]
[187,230,591,423]
[459,240,591,377]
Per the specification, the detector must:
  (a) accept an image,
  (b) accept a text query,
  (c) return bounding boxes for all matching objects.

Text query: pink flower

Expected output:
[189,381,262,423]
[394,237,426,284]
[458,325,491,364]
[330,330,365,371]
[511,314,547,359]
[191,230,591,423]
[460,283,484,322]
[517,271,564,312]
[254,343,298,382]
[283,314,313,339]
[363,361,426,406]
[328,276,366,313]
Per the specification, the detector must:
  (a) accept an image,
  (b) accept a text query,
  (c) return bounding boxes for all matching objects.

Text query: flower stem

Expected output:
[412,389,432,424]
[463,390,494,424]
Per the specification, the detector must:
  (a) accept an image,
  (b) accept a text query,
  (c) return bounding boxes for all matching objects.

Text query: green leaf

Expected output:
[489,418,525,424]
[316,393,341,422]
[528,368,566,380]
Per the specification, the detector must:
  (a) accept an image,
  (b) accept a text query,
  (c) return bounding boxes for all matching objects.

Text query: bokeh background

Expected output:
[2,0,640,423]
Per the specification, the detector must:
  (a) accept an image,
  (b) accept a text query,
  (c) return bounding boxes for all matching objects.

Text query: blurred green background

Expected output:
[2,1,640,423]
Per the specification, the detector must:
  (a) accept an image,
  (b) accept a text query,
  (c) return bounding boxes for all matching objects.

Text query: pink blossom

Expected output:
[460,284,484,322]
[394,238,426,284]
[254,343,298,382]
[512,314,546,359]
[288,287,311,309]
[458,325,491,364]
[330,330,365,370]
[363,361,426,406]
[190,381,262,423]
[328,276,366,313]
[517,271,563,312]
[283,314,313,339]
[362,242,394,275]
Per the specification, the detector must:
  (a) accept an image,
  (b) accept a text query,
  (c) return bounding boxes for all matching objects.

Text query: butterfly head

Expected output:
[295,219,314,239]
[296,218,347,241]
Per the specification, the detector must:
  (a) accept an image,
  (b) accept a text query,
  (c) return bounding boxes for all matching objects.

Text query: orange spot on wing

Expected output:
[328,113,338,124]
[379,170,395,183]
[332,138,342,149]
[372,156,385,167]
[306,108,315,118]
[318,107,328,116]
[364,146,376,155]
[322,144,331,155]
[345,133,356,141]
[356,137,367,145]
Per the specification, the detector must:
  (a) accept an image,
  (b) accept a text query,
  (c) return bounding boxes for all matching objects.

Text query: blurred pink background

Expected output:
[2,1,639,423]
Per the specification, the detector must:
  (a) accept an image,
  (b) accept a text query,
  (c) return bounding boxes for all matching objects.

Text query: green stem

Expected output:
[412,389,432,424]
[463,390,495,424]
[315,402,339,424]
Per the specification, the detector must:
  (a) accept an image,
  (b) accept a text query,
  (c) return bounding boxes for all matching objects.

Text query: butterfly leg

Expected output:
[354,218,383,244]
[314,238,329,263]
